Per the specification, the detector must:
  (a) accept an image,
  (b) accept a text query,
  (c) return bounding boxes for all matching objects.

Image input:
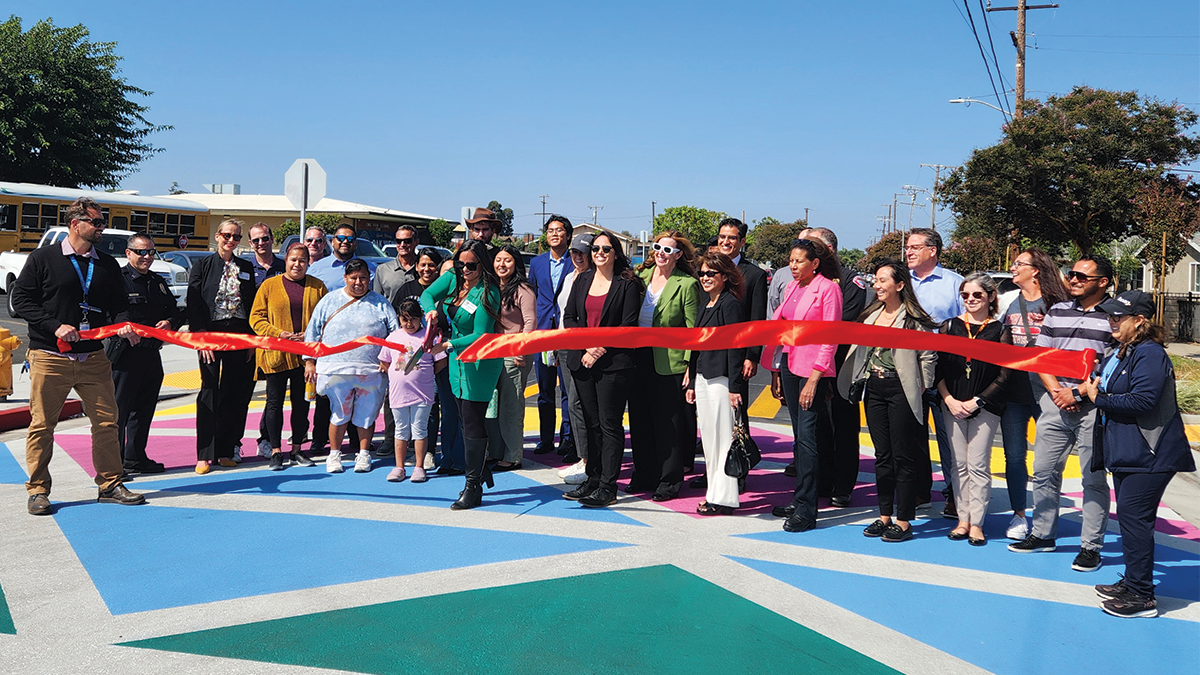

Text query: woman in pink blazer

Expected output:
[764,238,843,533]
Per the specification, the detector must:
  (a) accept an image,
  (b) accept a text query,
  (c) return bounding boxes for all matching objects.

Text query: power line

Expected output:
[962,1,1009,117]
[978,0,1013,114]
[1032,46,1200,57]
[1036,33,1199,39]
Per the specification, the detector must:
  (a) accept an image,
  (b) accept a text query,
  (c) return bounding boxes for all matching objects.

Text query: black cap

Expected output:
[1098,290,1155,318]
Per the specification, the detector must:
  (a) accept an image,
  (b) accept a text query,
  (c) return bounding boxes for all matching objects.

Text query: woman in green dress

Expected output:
[422,239,503,510]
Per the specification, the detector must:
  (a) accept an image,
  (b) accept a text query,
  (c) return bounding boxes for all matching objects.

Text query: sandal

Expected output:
[696,501,734,516]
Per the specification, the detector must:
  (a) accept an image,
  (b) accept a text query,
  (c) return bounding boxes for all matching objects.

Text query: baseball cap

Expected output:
[1098,290,1155,318]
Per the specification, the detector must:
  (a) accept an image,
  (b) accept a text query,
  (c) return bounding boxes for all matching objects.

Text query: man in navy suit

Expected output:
[528,215,575,459]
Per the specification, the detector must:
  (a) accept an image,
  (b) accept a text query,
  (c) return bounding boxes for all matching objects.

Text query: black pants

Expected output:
[457,397,488,440]
[196,347,255,462]
[263,367,309,450]
[112,347,164,466]
[311,395,333,451]
[575,367,630,493]
[865,376,923,521]
[536,357,570,447]
[627,349,686,489]
[781,365,831,526]
[1114,471,1175,597]
[818,386,861,498]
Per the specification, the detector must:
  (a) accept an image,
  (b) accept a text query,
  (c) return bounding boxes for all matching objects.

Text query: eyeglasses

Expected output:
[959,291,988,300]
[1010,260,1034,269]
[546,227,567,234]
[395,237,415,246]
[652,242,680,255]
[904,244,929,252]
[454,260,480,272]
[334,235,356,243]
[591,245,613,253]
[305,237,324,243]
[128,248,156,257]
[250,236,271,245]
[76,217,107,227]
[217,232,243,242]
[1066,270,1103,282]
[697,270,721,278]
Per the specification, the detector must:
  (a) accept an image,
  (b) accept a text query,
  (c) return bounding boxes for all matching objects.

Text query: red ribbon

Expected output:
[70,322,410,359]
[455,322,1096,381]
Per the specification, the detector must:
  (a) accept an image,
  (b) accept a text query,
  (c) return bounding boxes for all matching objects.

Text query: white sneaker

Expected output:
[1006,514,1030,540]
[560,459,588,484]
[231,442,243,463]
[326,450,344,473]
[354,451,372,473]
[424,453,435,470]
[257,439,273,458]
[558,458,585,478]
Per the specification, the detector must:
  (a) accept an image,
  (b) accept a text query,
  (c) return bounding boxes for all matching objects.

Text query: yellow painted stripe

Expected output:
[747,387,782,419]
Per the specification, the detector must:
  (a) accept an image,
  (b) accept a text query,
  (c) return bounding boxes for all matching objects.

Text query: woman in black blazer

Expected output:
[561,231,643,508]
[686,250,746,515]
[185,218,258,474]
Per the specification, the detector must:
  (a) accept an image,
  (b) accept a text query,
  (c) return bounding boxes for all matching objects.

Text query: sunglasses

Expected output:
[454,260,480,272]
[1066,270,1103,282]
[76,217,107,227]
[250,236,271,245]
[128,248,156,257]
[217,232,243,242]
[334,235,356,243]
[652,242,680,255]
[697,270,721,278]
[959,291,988,300]
[305,237,324,243]
[590,245,613,253]
[395,237,415,246]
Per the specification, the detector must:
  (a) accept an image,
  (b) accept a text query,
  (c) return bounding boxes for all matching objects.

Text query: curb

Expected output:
[0,400,83,432]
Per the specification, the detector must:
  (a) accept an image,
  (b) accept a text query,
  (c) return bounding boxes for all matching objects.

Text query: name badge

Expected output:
[461,300,478,314]
[238,272,250,280]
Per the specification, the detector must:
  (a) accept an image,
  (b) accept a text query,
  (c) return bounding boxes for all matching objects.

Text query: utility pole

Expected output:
[588,205,603,225]
[539,194,548,227]
[804,207,810,224]
[988,0,1059,119]
[919,163,954,229]
[881,204,893,233]
[651,200,656,229]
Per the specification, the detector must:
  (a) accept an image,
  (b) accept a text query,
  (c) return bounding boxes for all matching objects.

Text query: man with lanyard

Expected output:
[906,227,964,517]
[108,234,184,475]
[309,224,377,291]
[715,218,767,433]
[1009,254,1114,573]
[372,224,420,458]
[529,215,575,457]
[305,226,330,263]
[248,222,286,286]
[13,197,145,515]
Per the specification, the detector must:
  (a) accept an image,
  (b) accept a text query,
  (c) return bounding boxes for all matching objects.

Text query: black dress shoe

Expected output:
[98,484,145,505]
[783,515,815,533]
[772,503,796,518]
[137,460,166,474]
[533,443,554,455]
[579,489,617,508]
[623,482,653,494]
[27,494,52,516]
[556,438,574,457]
[829,495,851,508]
[651,482,681,502]
[863,519,889,537]
[688,475,708,489]
[783,463,797,477]
[564,483,597,500]
[561,452,580,464]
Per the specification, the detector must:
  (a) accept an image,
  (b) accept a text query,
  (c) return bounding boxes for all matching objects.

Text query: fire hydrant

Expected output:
[0,327,21,399]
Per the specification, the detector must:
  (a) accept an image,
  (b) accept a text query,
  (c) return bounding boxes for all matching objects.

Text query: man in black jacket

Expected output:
[715,218,767,429]
[13,197,146,515]
[110,233,184,475]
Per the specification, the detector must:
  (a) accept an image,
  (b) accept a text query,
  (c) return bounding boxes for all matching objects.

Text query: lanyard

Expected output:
[70,255,94,304]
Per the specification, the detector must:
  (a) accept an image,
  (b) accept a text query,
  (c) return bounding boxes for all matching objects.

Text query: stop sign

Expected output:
[284,159,327,210]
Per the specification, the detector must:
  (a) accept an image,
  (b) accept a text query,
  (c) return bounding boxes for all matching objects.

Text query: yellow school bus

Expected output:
[0,182,210,253]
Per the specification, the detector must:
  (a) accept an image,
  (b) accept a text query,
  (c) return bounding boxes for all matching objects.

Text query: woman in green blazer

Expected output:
[422,239,503,510]
[627,230,701,501]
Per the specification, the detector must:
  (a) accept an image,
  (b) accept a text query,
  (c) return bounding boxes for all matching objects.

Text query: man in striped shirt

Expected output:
[1009,254,1114,574]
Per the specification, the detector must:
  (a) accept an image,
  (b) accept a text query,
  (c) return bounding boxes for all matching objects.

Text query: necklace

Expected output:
[963,315,991,379]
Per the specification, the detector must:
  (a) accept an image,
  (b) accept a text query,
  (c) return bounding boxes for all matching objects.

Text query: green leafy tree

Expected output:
[652,205,727,248]
[839,247,865,270]
[0,17,170,188]
[486,200,515,237]
[167,181,186,194]
[276,213,344,239]
[942,86,1200,253]
[747,218,806,269]
[864,231,904,268]
[428,218,454,247]
[1135,175,1200,290]
[940,235,1004,274]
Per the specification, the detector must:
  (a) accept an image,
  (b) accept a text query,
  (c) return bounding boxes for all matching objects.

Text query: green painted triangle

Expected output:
[0,581,14,634]
[118,564,898,675]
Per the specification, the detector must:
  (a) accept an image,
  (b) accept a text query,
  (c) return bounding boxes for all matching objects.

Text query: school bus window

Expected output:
[180,214,196,235]
[166,213,180,234]
[41,203,58,230]
[21,203,40,231]
[130,210,148,230]
[110,215,128,229]
[0,204,16,231]
[149,211,166,234]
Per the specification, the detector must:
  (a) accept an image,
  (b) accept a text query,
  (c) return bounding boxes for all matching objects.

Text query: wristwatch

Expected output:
[1071,387,1083,403]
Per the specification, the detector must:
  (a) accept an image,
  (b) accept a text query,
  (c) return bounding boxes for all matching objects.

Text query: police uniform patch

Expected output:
[852,276,868,289]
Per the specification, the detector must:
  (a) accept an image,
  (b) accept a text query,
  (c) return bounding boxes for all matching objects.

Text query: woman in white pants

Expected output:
[686,250,746,515]
[935,272,1012,545]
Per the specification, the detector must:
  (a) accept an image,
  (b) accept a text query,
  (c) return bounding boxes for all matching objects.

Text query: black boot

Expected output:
[452,437,491,510]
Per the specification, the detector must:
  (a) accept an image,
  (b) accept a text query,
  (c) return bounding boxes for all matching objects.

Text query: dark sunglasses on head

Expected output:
[1066,270,1103,282]
[395,237,415,246]
[454,260,479,272]
[959,291,988,300]
[128,248,156,257]
[217,232,243,241]
[76,217,107,227]
[334,235,356,243]
[250,236,271,245]
[697,270,721,278]
[590,245,613,253]
[652,242,680,255]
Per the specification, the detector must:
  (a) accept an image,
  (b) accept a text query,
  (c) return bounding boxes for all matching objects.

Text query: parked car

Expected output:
[985,271,1020,319]
[158,250,212,274]
[277,234,391,266]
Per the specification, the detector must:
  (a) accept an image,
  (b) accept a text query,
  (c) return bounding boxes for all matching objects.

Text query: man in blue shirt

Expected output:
[906,227,963,517]
[308,224,376,291]
[528,215,574,457]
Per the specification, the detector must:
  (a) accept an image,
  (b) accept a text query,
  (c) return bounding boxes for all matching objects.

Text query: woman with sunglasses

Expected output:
[999,248,1070,540]
[627,231,700,501]
[186,218,258,474]
[487,245,537,471]
[562,232,643,508]
[838,259,937,542]
[764,238,843,533]
[686,250,746,515]
[1078,290,1195,618]
[421,239,503,510]
[935,273,1012,546]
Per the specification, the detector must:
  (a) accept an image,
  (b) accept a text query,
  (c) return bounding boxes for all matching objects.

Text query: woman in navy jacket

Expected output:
[1080,290,1196,619]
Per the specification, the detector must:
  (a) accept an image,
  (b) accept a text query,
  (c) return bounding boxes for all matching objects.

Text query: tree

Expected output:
[1134,175,1200,296]
[839,247,865,270]
[942,86,1200,253]
[940,235,1004,274]
[167,181,187,194]
[486,200,515,237]
[0,17,170,188]
[864,231,904,268]
[428,218,454,247]
[276,213,344,239]
[747,218,806,269]
[652,205,727,248]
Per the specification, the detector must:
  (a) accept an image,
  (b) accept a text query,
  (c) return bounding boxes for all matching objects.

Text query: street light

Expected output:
[949,98,1013,119]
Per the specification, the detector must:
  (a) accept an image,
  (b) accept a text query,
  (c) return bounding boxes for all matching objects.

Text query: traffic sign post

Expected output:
[284,159,327,231]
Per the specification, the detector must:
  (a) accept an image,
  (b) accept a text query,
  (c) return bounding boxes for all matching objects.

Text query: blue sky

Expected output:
[7,1,1198,248]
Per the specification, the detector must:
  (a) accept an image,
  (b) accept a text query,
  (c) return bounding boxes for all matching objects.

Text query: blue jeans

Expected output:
[434,367,465,471]
[999,401,1037,512]
[781,363,831,526]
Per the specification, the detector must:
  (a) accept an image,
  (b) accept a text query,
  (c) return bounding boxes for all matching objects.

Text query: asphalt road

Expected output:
[0,311,30,365]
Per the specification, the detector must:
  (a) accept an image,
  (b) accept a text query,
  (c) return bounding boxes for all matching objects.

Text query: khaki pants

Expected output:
[25,350,123,495]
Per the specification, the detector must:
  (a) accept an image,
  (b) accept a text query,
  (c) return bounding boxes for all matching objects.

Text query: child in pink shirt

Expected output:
[378,299,445,483]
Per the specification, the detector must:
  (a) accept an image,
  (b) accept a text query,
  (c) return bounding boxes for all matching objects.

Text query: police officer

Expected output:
[109,233,184,474]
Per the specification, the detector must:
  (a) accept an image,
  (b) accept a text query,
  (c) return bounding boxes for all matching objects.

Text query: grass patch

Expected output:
[1171,356,1200,415]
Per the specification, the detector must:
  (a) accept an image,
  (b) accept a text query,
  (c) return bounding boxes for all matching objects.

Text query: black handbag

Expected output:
[847,377,866,404]
[725,407,753,479]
